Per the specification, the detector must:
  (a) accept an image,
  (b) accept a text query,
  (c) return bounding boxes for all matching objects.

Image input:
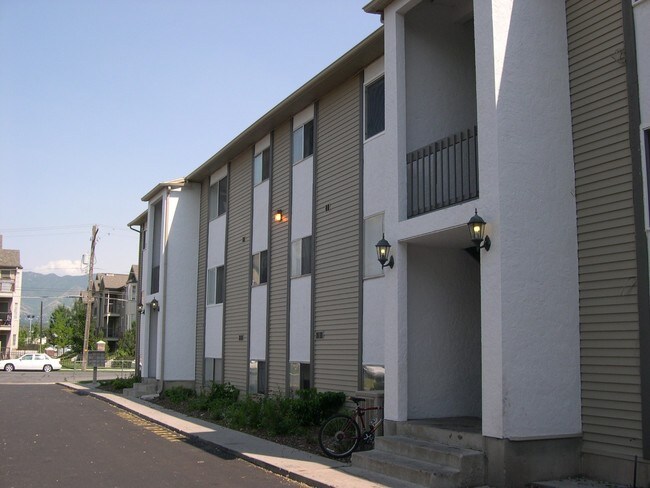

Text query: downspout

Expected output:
[158,186,172,393]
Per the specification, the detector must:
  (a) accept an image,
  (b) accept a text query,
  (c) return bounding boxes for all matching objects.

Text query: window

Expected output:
[150,200,162,294]
[292,120,314,164]
[363,365,385,391]
[290,362,311,391]
[249,360,267,394]
[204,358,223,386]
[207,265,225,305]
[364,214,384,278]
[291,236,312,277]
[254,148,270,185]
[209,175,228,220]
[252,250,268,285]
[365,76,385,139]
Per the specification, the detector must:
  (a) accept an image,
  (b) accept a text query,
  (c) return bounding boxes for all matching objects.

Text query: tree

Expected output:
[115,325,136,358]
[46,299,98,353]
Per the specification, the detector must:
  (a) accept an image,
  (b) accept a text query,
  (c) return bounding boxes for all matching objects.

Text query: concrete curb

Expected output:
[58,382,389,488]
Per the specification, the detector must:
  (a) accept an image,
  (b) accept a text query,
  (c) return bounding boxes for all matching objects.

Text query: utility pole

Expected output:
[39,302,43,353]
[82,225,98,371]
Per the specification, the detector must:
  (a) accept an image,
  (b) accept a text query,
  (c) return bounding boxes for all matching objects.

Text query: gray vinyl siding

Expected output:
[268,122,291,394]
[313,75,362,393]
[224,151,252,392]
[567,0,641,457]
[195,178,210,390]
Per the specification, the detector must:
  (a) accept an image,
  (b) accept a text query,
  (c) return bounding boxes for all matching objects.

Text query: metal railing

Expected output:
[407,126,478,218]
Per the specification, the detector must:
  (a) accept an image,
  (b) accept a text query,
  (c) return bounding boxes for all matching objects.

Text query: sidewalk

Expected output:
[59,383,630,488]
[59,382,396,488]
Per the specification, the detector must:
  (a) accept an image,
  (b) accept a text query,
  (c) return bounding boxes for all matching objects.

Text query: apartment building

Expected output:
[0,236,22,358]
[129,0,650,485]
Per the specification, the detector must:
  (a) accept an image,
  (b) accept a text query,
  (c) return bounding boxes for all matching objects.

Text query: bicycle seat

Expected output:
[350,396,366,404]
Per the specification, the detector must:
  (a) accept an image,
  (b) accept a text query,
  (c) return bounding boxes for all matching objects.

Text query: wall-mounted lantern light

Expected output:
[467,209,491,251]
[273,209,283,222]
[375,234,395,269]
[151,298,159,311]
[137,303,144,314]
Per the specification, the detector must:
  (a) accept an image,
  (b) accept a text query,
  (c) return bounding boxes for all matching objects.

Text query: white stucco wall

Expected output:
[289,276,311,363]
[293,105,314,131]
[139,221,149,375]
[362,58,388,372]
[363,277,385,366]
[474,0,581,439]
[205,304,223,358]
[407,246,481,418]
[291,158,313,240]
[404,1,477,151]
[206,166,228,361]
[162,184,200,382]
[252,181,269,254]
[250,285,267,360]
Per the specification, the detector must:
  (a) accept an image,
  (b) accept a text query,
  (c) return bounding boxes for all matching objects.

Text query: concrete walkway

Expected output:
[59,382,397,488]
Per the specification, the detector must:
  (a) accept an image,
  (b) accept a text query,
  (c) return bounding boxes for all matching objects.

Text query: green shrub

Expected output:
[259,396,301,435]
[188,395,211,412]
[162,386,195,404]
[207,382,239,404]
[224,396,261,429]
[97,374,140,392]
[291,388,346,426]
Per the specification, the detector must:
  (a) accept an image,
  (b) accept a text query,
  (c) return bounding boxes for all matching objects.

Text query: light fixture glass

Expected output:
[467,209,491,251]
[274,209,283,222]
[375,234,394,269]
[151,298,159,311]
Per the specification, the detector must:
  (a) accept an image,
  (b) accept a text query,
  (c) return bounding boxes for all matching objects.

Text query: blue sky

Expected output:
[0,0,381,276]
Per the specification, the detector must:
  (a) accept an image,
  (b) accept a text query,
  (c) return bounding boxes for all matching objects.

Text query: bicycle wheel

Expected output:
[318,414,361,458]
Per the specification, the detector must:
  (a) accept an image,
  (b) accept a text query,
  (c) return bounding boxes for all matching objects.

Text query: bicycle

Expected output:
[318,396,384,458]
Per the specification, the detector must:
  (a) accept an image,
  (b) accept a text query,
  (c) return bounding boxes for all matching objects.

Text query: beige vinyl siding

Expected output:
[268,122,291,394]
[567,0,641,457]
[313,75,361,393]
[195,178,210,389]
[224,151,252,392]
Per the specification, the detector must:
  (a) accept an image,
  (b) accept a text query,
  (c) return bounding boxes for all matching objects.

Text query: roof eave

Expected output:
[140,177,186,202]
[186,27,384,183]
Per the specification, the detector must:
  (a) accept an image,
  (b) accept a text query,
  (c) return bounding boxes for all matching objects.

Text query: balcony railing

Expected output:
[407,126,478,218]
[0,280,15,293]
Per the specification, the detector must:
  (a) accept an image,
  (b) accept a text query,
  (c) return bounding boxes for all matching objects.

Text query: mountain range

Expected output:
[20,272,89,324]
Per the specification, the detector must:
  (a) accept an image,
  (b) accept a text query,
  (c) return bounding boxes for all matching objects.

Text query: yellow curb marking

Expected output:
[115,410,186,443]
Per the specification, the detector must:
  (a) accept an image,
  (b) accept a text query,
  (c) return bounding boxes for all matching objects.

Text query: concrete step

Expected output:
[394,420,484,451]
[352,449,461,488]
[375,435,484,474]
[123,380,158,398]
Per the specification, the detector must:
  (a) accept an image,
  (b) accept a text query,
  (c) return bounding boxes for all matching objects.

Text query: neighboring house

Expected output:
[129,0,650,485]
[125,265,139,334]
[91,273,130,351]
[0,235,22,359]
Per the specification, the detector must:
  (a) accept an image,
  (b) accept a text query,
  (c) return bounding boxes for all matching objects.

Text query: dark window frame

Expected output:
[209,175,228,221]
[254,148,270,185]
[365,76,385,139]
[252,250,268,286]
[292,120,314,164]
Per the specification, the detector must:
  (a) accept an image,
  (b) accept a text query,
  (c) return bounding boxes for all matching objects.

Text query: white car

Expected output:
[0,354,62,372]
